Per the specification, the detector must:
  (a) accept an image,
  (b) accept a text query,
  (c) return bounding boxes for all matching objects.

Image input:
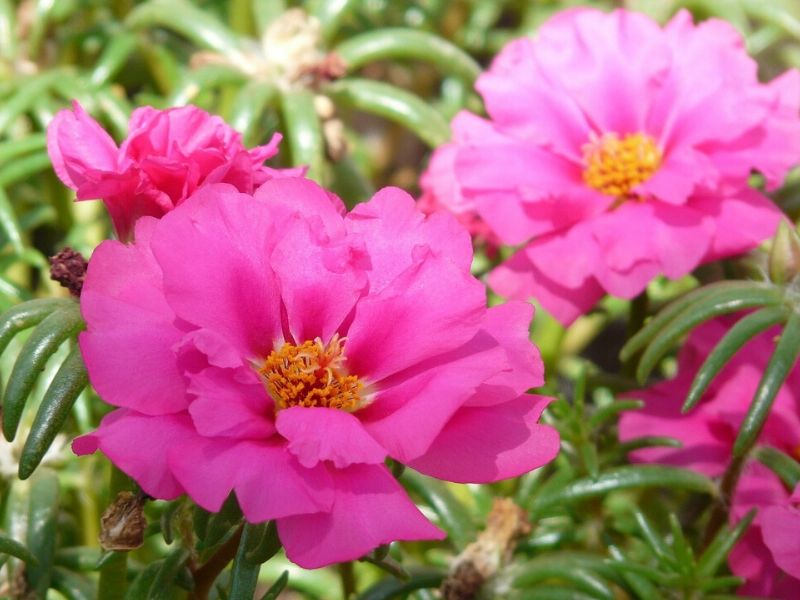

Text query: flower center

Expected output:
[259,334,363,411]
[582,133,662,199]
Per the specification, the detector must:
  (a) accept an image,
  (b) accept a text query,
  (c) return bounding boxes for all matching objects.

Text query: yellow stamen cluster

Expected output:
[582,133,662,199]
[260,334,362,411]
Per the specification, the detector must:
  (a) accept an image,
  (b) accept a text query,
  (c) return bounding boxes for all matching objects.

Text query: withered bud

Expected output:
[440,498,531,600]
[49,247,88,297]
[99,491,148,551]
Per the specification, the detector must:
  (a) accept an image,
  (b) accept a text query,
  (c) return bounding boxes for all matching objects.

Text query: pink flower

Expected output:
[72,178,559,568]
[418,113,501,250]
[47,102,302,242]
[619,318,800,597]
[436,8,799,324]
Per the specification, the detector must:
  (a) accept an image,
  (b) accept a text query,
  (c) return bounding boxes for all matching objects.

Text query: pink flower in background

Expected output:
[47,102,303,241]
[430,8,799,324]
[418,113,501,249]
[72,178,559,568]
[619,318,800,597]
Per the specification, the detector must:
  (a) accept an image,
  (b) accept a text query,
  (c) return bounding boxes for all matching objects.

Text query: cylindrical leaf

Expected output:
[0,187,24,255]
[684,306,786,412]
[148,548,190,600]
[734,310,800,456]
[245,521,281,564]
[620,281,769,362]
[697,509,756,577]
[127,0,251,72]
[635,286,782,383]
[279,90,326,183]
[754,446,800,489]
[532,466,715,513]
[326,78,451,147]
[3,303,85,440]
[335,29,481,84]
[402,471,476,549]
[19,346,88,479]
[259,570,289,600]
[26,469,60,597]
[51,567,96,600]
[0,535,38,566]
[90,33,139,87]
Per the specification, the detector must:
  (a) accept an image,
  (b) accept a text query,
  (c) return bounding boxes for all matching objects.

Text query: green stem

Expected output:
[703,453,747,547]
[97,466,131,600]
[339,561,357,599]
[623,291,649,377]
[190,525,244,600]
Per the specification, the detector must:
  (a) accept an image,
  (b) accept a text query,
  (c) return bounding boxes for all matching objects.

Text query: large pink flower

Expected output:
[619,318,800,597]
[428,8,799,324]
[47,102,302,242]
[72,178,559,568]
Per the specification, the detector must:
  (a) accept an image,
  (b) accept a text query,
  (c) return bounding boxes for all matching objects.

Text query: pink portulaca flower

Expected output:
[619,318,800,597]
[47,102,302,242]
[72,178,559,568]
[425,8,800,324]
[418,114,501,250]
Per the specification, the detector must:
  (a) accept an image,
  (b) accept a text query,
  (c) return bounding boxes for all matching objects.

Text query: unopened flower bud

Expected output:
[769,220,800,284]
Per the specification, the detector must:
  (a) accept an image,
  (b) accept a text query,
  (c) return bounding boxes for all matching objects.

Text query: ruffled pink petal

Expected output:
[359,327,508,463]
[466,302,544,407]
[345,254,485,383]
[168,437,333,519]
[476,38,591,160]
[691,188,782,262]
[72,410,195,500]
[186,366,275,440]
[271,217,367,343]
[254,177,347,240]
[529,8,671,135]
[47,101,119,190]
[151,184,283,359]
[590,202,713,297]
[276,407,386,469]
[457,140,601,243]
[488,246,604,326]
[79,218,188,414]
[408,395,559,483]
[347,187,472,294]
[277,464,445,569]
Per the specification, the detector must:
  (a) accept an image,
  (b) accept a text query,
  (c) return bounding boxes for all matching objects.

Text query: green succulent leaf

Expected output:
[754,445,800,489]
[684,306,786,412]
[280,90,326,183]
[697,510,756,578]
[532,466,715,514]
[0,534,39,566]
[620,281,774,362]
[734,310,800,456]
[402,471,476,549]
[19,345,89,479]
[326,78,451,147]
[335,28,482,83]
[259,570,289,600]
[2,300,85,440]
[634,285,782,383]
[25,469,60,598]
